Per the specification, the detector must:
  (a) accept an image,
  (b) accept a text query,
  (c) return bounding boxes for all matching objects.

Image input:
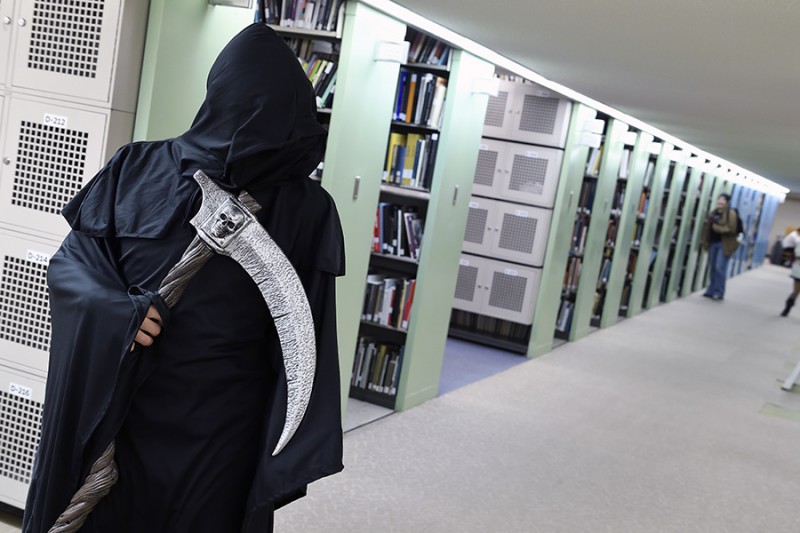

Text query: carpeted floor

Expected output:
[4,265,800,532]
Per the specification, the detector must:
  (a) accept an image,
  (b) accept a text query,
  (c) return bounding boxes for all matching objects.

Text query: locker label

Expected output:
[479,144,489,150]
[535,89,551,98]
[525,151,540,158]
[26,249,51,265]
[504,268,519,276]
[469,201,479,208]
[43,113,69,128]
[459,259,470,266]
[9,382,33,400]
[514,210,529,217]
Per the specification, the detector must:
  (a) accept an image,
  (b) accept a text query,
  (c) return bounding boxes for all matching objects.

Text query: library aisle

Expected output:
[2,266,798,532]
[277,265,800,532]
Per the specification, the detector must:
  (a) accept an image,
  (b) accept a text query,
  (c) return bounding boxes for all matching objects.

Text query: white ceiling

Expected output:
[392,0,800,192]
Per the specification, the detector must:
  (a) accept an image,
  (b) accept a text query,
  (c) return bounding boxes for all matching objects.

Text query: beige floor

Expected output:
[4,264,800,532]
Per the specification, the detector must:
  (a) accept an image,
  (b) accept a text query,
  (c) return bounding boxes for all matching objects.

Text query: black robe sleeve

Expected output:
[22,231,167,533]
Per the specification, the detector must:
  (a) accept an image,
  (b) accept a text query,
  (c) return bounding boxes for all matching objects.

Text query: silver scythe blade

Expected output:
[190,170,316,456]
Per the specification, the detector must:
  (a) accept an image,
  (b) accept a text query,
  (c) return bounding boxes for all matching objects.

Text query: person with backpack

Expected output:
[702,193,740,300]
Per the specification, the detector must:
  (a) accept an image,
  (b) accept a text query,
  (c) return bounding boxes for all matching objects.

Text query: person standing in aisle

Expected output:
[702,193,740,300]
[779,227,800,316]
[23,23,345,533]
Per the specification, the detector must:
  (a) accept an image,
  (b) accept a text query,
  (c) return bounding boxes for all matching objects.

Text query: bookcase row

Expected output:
[133,2,781,418]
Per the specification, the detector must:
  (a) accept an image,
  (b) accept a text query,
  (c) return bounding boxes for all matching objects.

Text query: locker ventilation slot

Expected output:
[474,150,498,187]
[1,256,51,352]
[28,0,105,78]
[488,272,527,312]
[510,155,548,195]
[484,91,508,128]
[498,214,538,254]
[0,390,43,484]
[464,208,488,245]
[12,121,89,214]
[454,265,479,302]
[519,95,559,134]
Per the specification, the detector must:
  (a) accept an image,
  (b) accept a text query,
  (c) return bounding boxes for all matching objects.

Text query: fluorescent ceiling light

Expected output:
[359,0,789,199]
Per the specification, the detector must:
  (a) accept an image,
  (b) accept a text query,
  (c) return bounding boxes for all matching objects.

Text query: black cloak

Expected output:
[23,24,345,533]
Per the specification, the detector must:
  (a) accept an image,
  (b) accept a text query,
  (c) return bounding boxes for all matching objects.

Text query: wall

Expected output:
[772,196,800,242]
[134,1,253,141]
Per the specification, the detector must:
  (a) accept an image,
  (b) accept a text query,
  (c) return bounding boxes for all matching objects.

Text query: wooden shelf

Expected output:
[390,120,440,134]
[269,24,340,41]
[404,62,450,75]
[349,386,396,409]
[447,328,528,355]
[380,184,431,201]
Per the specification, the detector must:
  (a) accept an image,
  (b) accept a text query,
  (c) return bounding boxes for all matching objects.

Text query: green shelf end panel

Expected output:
[626,142,673,317]
[569,118,628,341]
[134,0,256,141]
[644,157,689,310]
[528,103,597,358]
[599,131,653,329]
[394,50,494,411]
[318,2,407,410]
[665,165,703,302]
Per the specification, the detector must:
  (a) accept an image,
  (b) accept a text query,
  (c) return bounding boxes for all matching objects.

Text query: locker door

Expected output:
[471,138,506,198]
[0,96,108,237]
[482,259,541,324]
[498,143,563,208]
[481,79,515,139]
[0,0,15,87]
[509,83,571,148]
[0,364,45,508]
[0,229,58,376]
[490,202,552,266]
[11,0,122,104]
[452,254,487,314]
[462,197,497,256]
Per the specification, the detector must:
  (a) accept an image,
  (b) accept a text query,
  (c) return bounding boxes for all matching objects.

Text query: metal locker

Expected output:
[490,201,552,267]
[472,138,506,198]
[482,258,540,324]
[0,363,45,509]
[0,0,15,87]
[498,142,563,208]
[462,197,496,256]
[0,228,59,377]
[452,253,541,325]
[452,254,485,314]
[481,78,515,139]
[0,95,134,238]
[9,0,149,112]
[508,82,571,149]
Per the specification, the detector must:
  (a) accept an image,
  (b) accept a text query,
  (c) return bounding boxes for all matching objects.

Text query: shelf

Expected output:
[371,252,419,265]
[380,183,431,200]
[349,386,396,409]
[316,108,333,115]
[391,120,440,134]
[269,24,341,41]
[404,62,450,75]
[447,329,528,355]
[360,320,408,337]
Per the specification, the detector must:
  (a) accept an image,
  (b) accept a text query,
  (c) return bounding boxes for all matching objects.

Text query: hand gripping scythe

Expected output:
[48,170,316,532]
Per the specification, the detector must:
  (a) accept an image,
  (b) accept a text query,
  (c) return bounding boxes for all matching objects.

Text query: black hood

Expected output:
[63,23,328,237]
[173,23,328,189]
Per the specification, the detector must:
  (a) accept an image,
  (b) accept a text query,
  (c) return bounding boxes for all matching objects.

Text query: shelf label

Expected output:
[26,249,51,265]
[525,151,539,158]
[514,210,529,217]
[469,201,479,208]
[479,144,489,151]
[504,268,519,276]
[459,259,470,266]
[535,89,551,98]
[43,113,69,128]
[9,382,33,400]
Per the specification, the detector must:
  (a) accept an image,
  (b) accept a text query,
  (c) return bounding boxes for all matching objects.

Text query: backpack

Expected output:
[733,208,744,235]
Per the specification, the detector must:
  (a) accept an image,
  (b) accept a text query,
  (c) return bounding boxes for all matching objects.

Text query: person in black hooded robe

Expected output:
[22,23,345,533]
